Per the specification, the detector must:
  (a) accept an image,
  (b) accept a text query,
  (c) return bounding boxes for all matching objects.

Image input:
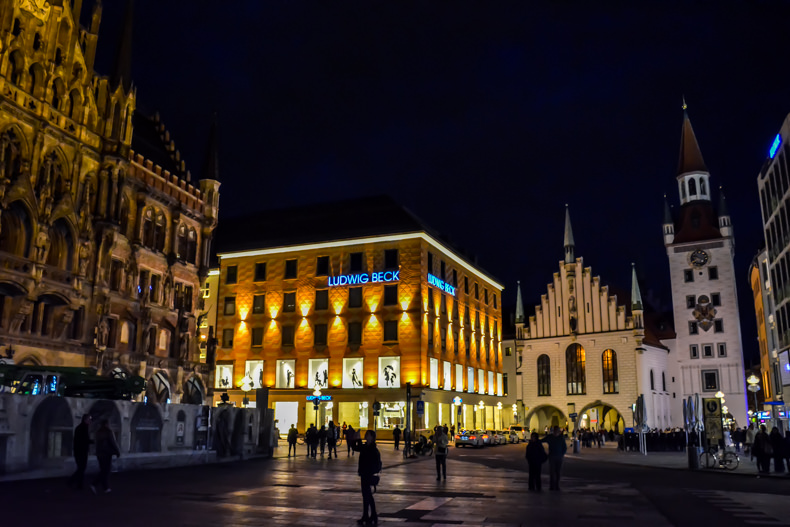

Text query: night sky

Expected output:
[92,1,790,364]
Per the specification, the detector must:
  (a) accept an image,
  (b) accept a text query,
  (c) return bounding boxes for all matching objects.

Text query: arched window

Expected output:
[33,33,41,51]
[602,349,618,394]
[154,211,166,252]
[54,48,63,67]
[120,321,130,344]
[46,219,73,271]
[537,354,551,396]
[681,182,686,200]
[700,179,707,195]
[12,19,21,37]
[688,178,697,196]
[1,129,23,179]
[187,228,197,264]
[0,201,32,257]
[111,102,121,138]
[51,78,65,110]
[142,209,154,248]
[662,371,667,392]
[177,224,187,260]
[565,343,586,395]
[8,50,23,86]
[28,63,44,97]
[650,369,655,391]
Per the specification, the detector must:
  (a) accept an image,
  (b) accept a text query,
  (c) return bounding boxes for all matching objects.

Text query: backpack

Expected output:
[435,434,449,454]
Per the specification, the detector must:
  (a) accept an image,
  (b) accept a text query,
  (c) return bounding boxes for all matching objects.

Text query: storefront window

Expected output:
[429,358,439,389]
[488,371,495,395]
[455,364,463,392]
[376,401,405,430]
[443,361,452,391]
[497,373,503,396]
[245,360,264,389]
[343,358,364,388]
[276,360,296,388]
[478,369,485,394]
[378,357,400,388]
[308,358,329,389]
[339,401,369,429]
[216,364,233,389]
[467,367,474,394]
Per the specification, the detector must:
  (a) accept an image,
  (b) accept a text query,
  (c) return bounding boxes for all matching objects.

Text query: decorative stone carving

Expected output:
[34,229,50,263]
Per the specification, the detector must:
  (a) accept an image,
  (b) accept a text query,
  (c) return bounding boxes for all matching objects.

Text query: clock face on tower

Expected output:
[690,249,709,268]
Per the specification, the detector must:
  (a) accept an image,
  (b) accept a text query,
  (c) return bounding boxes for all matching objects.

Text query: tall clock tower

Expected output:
[665,107,748,427]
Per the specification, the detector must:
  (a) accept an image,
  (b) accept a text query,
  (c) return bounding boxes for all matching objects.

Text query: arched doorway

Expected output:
[575,400,625,433]
[525,405,568,434]
[130,404,162,453]
[183,375,204,405]
[29,397,73,467]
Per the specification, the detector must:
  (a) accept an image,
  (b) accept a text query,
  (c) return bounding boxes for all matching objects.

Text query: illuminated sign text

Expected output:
[428,273,456,296]
[328,271,399,287]
[770,134,782,159]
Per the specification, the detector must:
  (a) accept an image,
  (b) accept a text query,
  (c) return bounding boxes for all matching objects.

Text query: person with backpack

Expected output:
[352,429,381,525]
[526,432,548,491]
[433,425,449,480]
[327,421,338,458]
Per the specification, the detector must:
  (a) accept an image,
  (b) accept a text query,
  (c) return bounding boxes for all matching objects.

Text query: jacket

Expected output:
[73,422,92,458]
[526,440,548,465]
[94,426,120,458]
[541,434,567,458]
[287,428,298,443]
[353,440,382,478]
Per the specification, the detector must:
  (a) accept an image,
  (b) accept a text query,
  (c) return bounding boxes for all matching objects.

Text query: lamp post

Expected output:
[453,396,462,429]
[313,387,322,426]
[747,374,761,423]
[478,400,485,429]
[512,403,518,425]
[497,402,503,429]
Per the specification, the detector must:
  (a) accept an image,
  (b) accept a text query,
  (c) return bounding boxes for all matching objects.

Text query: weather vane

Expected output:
[682,96,687,111]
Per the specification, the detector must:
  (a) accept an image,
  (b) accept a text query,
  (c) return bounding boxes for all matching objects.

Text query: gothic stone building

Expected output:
[0,1,220,403]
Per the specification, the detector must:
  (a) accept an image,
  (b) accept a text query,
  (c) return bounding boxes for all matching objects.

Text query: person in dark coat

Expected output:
[352,430,381,525]
[392,425,401,450]
[770,427,785,473]
[306,424,318,458]
[327,421,338,458]
[287,424,298,457]
[68,414,92,489]
[541,426,567,491]
[318,425,327,457]
[90,420,120,493]
[752,425,772,474]
[526,432,548,491]
[346,425,356,456]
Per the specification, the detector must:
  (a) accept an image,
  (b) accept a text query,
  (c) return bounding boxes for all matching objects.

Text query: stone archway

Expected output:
[525,405,568,434]
[29,397,73,468]
[574,400,625,433]
[130,404,162,453]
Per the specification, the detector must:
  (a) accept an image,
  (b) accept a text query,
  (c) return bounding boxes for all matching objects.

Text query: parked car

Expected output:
[506,430,519,443]
[509,425,527,442]
[455,429,484,448]
[490,430,507,445]
[480,430,494,445]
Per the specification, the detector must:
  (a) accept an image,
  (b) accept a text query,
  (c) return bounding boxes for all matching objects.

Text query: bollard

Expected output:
[573,438,580,454]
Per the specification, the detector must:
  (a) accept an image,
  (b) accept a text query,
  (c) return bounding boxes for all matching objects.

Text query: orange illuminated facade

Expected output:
[211,198,505,437]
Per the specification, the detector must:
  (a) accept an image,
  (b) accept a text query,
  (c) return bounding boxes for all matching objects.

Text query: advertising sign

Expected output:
[703,397,723,442]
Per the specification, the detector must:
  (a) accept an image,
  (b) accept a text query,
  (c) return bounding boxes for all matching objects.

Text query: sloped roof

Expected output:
[672,201,722,244]
[677,111,708,176]
[131,111,187,179]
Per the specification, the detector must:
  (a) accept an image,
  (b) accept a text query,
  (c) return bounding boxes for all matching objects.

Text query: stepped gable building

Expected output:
[0,0,220,403]
[212,196,506,437]
[664,107,747,427]
[514,207,674,433]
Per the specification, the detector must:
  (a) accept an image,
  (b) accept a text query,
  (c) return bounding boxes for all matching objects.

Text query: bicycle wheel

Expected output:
[721,451,739,471]
[700,451,716,469]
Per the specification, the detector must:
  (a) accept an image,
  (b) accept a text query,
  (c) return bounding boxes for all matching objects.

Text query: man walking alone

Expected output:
[541,426,567,491]
[287,424,298,457]
[68,414,92,489]
[90,420,120,494]
[393,425,401,451]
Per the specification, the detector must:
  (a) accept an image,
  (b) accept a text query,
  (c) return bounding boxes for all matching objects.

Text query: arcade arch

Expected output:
[525,405,568,433]
[574,400,625,434]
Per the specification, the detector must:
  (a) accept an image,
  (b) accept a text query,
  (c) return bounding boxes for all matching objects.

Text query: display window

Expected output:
[339,401,369,429]
[308,358,329,389]
[276,360,296,388]
[455,364,464,392]
[467,367,474,394]
[429,358,439,389]
[343,358,365,388]
[497,373,503,396]
[488,371,495,395]
[216,364,233,389]
[376,401,405,430]
[478,369,485,394]
[378,357,400,388]
[245,360,264,389]
[443,361,452,391]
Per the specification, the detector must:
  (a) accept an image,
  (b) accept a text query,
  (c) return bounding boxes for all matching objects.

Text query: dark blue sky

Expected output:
[95,1,790,364]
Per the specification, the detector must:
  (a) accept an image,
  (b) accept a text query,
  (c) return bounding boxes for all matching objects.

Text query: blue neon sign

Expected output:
[770,134,782,159]
[306,395,332,401]
[328,271,399,287]
[427,273,456,296]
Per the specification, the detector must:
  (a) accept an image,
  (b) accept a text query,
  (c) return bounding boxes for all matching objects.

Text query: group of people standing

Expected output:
[747,424,790,474]
[525,426,568,492]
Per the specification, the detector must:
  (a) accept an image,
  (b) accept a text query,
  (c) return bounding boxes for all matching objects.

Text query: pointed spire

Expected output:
[202,113,220,181]
[111,0,134,93]
[515,281,525,324]
[663,194,673,224]
[631,263,643,312]
[677,101,708,176]
[718,186,729,217]
[564,205,575,264]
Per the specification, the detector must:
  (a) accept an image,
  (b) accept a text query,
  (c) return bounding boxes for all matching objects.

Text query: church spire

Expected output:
[564,205,575,264]
[111,0,134,93]
[515,281,524,324]
[631,263,643,312]
[677,104,708,177]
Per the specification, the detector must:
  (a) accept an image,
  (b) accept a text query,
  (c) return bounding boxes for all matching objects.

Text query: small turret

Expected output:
[718,187,733,238]
[663,195,674,245]
[631,263,643,329]
[515,281,525,339]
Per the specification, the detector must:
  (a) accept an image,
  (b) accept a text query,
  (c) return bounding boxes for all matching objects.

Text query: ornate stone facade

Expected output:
[0,1,220,403]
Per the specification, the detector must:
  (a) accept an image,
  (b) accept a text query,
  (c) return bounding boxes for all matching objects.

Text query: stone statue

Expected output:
[163,269,173,308]
[179,334,189,361]
[34,229,50,263]
[124,256,137,296]
[78,241,90,276]
[206,326,217,366]
[97,318,109,348]
[79,184,93,236]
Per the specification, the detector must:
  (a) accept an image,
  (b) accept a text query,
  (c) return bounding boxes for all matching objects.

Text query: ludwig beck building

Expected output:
[212,196,506,438]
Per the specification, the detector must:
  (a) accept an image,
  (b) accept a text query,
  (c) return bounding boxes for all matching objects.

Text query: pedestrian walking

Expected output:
[450,425,455,442]
[67,414,92,489]
[318,425,327,457]
[346,425,356,456]
[287,424,298,457]
[745,423,756,454]
[526,432,548,492]
[392,425,401,450]
[327,421,338,458]
[433,426,449,480]
[90,420,120,494]
[352,429,381,525]
[753,425,772,474]
[541,426,567,491]
[306,424,318,458]
[770,427,785,474]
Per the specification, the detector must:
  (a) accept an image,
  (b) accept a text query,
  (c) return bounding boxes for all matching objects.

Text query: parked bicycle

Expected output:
[700,447,739,470]
[413,435,434,456]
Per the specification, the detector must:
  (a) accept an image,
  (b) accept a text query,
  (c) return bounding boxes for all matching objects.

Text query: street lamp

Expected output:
[241,374,253,407]
[747,374,761,422]
[497,402,503,430]
[512,403,518,424]
[313,386,322,427]
[453,396,462,429]
[479,400,485,429]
